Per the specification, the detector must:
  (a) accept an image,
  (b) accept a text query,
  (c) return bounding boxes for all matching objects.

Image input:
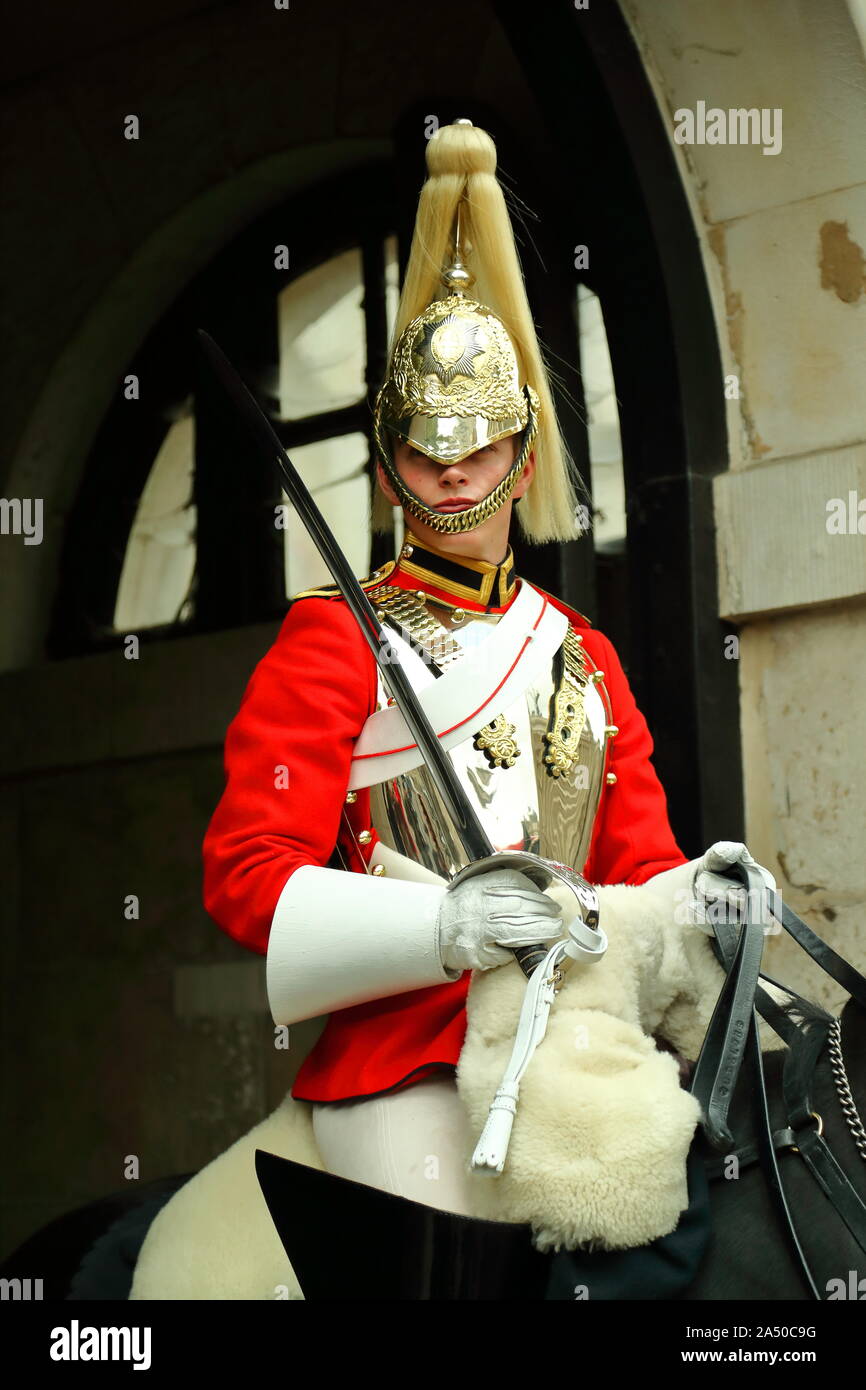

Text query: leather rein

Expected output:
[689,861,866,1299]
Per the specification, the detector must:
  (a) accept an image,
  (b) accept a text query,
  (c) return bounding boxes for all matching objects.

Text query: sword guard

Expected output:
[449,850,606,976]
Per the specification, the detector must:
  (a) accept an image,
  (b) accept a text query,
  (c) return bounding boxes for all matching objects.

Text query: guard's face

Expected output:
[377,436,534,519]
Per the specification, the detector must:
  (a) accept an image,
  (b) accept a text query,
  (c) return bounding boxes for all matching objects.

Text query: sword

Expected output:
[196,329,605,984]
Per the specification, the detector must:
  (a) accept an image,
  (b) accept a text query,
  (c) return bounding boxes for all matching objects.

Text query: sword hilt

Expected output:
[447,849,606,979]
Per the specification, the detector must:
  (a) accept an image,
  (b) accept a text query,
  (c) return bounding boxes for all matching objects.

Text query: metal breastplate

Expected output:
[366,586,609,879]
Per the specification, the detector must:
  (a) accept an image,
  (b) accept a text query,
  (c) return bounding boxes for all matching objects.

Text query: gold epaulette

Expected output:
[290,559,397,602]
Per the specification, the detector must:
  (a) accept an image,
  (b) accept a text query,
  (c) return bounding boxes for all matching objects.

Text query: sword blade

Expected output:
[197,329,495,863]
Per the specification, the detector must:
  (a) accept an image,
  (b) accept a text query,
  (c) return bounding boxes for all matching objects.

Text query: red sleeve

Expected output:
[580,628,688,887]
[202,598,377,955]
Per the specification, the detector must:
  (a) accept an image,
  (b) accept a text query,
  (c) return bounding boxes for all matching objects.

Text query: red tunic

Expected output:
[202,540,688,1102]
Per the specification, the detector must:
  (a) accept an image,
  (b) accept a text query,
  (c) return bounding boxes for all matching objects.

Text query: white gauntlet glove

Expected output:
[267,860,565,1026]
[437,868,564,973]
[641,840,776,933]
[692,840,777,930]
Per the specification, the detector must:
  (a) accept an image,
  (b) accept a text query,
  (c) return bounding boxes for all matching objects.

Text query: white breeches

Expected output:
[311,1073,481,1218]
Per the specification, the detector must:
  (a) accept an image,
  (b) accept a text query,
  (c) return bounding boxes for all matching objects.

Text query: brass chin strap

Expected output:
[374,384,540,535]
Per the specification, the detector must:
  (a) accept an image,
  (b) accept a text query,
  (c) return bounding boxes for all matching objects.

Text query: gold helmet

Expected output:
[372,121,582,544]
[373,282,540,533]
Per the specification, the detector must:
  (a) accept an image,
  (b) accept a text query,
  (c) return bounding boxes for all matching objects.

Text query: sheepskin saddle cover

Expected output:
[453,882,724,1251]
[130,883,740,1299]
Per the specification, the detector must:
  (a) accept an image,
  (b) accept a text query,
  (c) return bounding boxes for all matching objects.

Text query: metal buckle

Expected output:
[791,1111,824,1154]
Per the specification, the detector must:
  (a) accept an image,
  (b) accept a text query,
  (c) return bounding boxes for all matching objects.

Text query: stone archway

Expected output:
[616,0,866,1004]
[0,138,388,672]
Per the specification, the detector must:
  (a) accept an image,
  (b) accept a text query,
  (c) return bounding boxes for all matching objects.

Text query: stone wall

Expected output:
[622,0,866,1008]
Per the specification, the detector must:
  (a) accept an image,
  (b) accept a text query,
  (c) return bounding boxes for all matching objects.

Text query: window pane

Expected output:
[381,234,405,551]
[384,234,400,340]
[114,414,196,630]
[576,285,626,548]
[278,248,366,419]
[282,432,371,596]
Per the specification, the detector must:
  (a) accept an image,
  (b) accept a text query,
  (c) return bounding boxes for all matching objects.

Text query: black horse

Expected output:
[0,1000,862,1302]
[688,993,866,1300]
[2,889,864,1301]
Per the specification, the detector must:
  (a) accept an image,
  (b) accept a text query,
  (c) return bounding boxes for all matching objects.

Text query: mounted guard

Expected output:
[128,120,824,1302]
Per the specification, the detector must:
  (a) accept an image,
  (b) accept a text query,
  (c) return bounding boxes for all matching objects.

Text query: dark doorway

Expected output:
[46,0,740,855]
[492,0,742,854]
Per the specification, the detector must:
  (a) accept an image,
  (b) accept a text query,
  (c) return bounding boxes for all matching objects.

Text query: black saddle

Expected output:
[254,1144,711,1301]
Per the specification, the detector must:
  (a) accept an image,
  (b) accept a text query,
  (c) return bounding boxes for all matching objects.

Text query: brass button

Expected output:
[401,543,413,558]
[606,772,617,785]
[452,608,466,624]
[574,634,584,644]
[358,830,372,845]
[591,670,605,683]
[372,863,386,876]
[416,589,426,601]
[605,725,619,739]
[345,791,357,804]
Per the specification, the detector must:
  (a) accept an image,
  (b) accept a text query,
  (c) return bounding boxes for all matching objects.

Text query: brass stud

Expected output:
[372,863,386,876]
[452,608,466,624]
[573,634,584,644]
[606,773,617,785]
[358,830,372,845]
[401,544,414,558]
[605,725,619,739]
[416,589,427,601]
[591,671,605,683]
[376,609,387,621]
[345,791,357,804]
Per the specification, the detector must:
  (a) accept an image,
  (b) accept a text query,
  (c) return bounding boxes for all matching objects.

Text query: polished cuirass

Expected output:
[347,581,610,880]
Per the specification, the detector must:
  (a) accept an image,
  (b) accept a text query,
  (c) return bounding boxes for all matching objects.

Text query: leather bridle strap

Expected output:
[697,872,828,1295]
[689,862,769,1149]
[692,876,866,1134]
[793,1123,866,1252]
[699,874,866,1298]
[781,1000,866,1255]
[747,1006,823,1299]
[769,892,866,1008]
[705,905,821,1299]
[727,937,866,1264]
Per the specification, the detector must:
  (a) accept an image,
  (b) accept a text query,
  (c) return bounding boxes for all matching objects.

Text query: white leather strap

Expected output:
[348,582,567,791]
[470,939,573,1175]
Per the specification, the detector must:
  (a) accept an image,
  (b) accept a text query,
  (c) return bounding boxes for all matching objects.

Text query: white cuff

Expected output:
[266,865,459,1025]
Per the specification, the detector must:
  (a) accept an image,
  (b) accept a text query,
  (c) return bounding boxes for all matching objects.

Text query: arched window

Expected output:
[47,166,398,657]
[576,284,625,552]
[276,240,400,597]
[113,410,195,633]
